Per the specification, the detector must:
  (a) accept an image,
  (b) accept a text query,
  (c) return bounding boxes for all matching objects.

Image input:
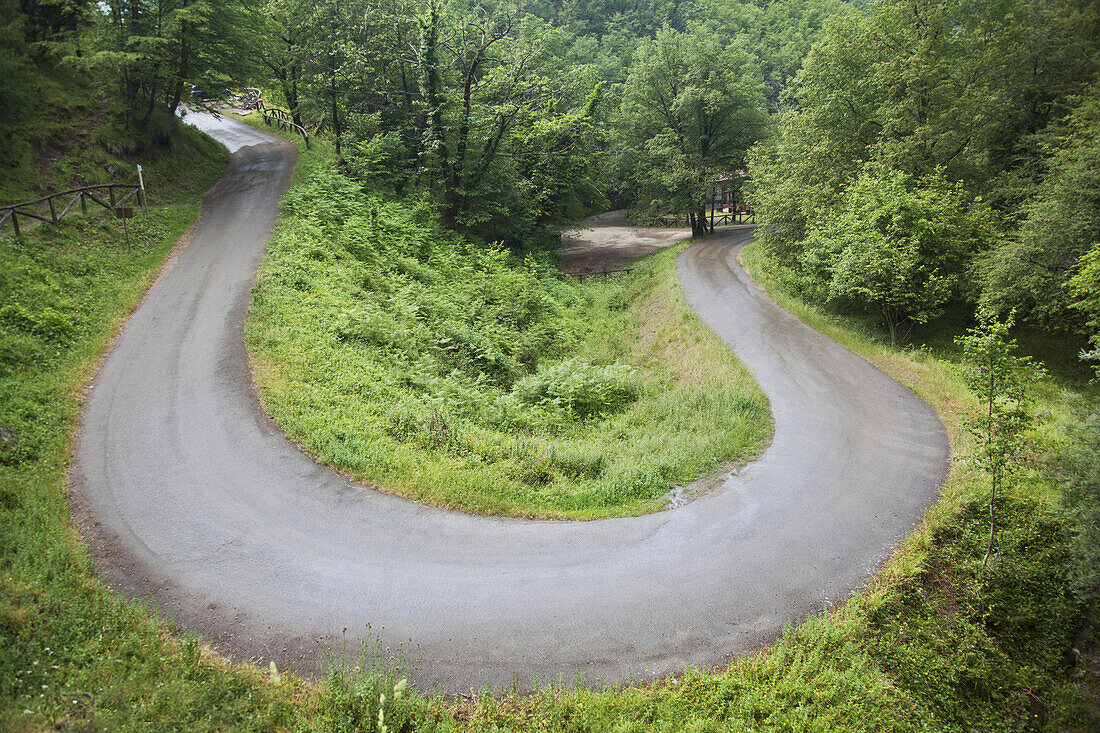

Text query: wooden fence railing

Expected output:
[656,210,756,228]
[257,101,310,148]
[0,182,147,237]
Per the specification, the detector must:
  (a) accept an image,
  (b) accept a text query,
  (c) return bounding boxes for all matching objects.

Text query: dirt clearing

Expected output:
[557,210,692,275]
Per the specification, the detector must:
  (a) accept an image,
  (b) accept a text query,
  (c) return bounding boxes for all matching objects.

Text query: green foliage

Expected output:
[956,310,1047,567]
[4,0,1098,726]
[697,0,854,111]
[4,124,1097,726]
[513,359,638,418]
[248,141,769,518]
[317,640,444,733]
[822,166,999,345]
[263,0,607,246]
[0,1,37,161]
[982,82,1100,333]
[0,55,229,207]
[612,25,769,236]
[1060,411,1100,599]
[76,0,263,127]
[750,0,1100,345]
[1070,244,1100,372]
[258,0,846,244]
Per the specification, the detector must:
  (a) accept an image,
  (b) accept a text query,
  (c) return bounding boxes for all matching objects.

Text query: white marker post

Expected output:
[137,164,148,216]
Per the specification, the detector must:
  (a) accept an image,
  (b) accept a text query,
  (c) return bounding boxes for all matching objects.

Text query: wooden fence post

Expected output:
[137,164,148,216]
[48,196,57,224]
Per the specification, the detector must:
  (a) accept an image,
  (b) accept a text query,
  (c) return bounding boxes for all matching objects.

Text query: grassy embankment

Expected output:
[0,78,324,728]
[383,244,1100,732]
[245,137,770,519]
[4,108,1097,729]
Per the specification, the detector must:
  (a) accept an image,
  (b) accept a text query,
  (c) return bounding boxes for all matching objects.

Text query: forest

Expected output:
[2,0,1100,729]
[6,0,1098,350]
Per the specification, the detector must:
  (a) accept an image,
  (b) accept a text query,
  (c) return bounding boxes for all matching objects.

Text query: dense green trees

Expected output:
[981,82,1100,334]
[76,1,261,128]
[750,0,1100,347]
[611,26,769,236]
[698,0,851,110]
[245,0,850,247]
[2,0,264,167]
[8,0,1096,349]
[258,0,607,245]
[6,0,837,248]
[823,166,998,345]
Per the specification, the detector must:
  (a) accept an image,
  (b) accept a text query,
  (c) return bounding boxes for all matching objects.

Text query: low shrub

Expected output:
[512,359,639,418]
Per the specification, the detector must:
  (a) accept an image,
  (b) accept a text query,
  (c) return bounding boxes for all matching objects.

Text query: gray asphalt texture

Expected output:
[71,112,949,695]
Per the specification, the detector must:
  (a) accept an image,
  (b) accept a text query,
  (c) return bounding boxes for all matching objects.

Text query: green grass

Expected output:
[0,64,227,208]
[3,109,1097,729]
[0,110,323,729]
[245,139,770,519]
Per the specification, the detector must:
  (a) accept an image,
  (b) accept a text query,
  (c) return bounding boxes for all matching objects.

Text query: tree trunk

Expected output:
[168,31,189,116]
[981,355,998,573]
[142,82,158,128]
[168,81,185,116]
[981,472,998,572]
[444,52,483,231]
[689,209,705,237]
[883,307,898,347]
[288,63,302,129]
[329,58,341,158]
[328,0,342,159]
[418,0,447,193]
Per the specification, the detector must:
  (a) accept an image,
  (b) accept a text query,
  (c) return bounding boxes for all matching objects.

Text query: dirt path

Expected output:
[72,112,948,695]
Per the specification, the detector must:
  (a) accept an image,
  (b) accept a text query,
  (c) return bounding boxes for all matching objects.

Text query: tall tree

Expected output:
[79,0,261,128]
[260,0,309,127]
[980,82,1100,331]
[613,26,769,237]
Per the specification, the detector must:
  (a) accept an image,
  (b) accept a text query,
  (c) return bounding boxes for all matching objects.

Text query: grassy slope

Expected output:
[0,65,224,208]
[0,89,322,728]
[3,105,1096,729]
[246,137,769,519]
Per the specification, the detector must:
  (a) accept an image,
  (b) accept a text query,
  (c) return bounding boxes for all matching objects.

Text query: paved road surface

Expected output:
[72,112,948,694]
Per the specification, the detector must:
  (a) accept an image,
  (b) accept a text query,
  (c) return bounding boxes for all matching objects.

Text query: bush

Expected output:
[512,360,639,418]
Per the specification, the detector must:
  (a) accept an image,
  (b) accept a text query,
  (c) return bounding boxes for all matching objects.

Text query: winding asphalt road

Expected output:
[72,112,948,694]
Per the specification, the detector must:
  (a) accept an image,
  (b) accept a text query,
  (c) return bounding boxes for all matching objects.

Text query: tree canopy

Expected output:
[750,0,1100,347]
[611,26,769,236]
[7,0,1098,355]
